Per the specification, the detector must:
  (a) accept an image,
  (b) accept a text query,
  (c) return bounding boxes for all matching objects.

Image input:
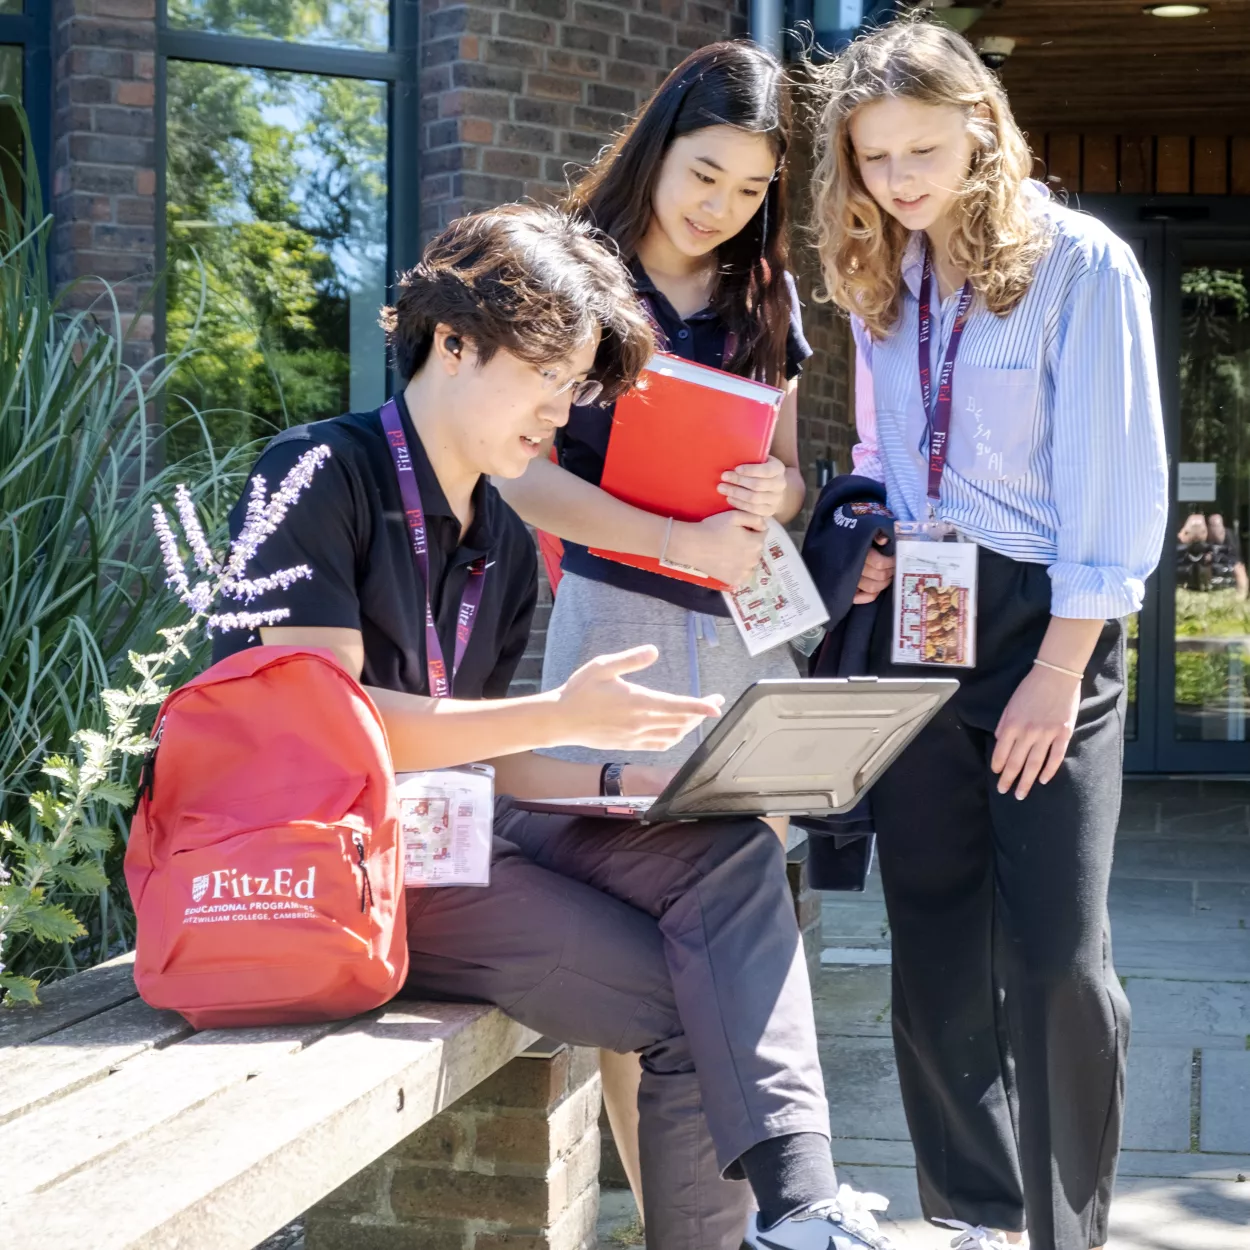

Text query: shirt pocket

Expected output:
[947,364,1038,484]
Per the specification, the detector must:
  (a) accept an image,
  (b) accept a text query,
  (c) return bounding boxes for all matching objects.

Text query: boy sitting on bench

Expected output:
[214,205,895,1250]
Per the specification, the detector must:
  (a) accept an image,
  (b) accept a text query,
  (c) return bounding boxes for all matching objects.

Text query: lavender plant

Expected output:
[0,446,330,1006]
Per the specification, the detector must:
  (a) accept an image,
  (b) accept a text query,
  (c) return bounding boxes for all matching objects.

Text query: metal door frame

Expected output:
[1082,195,1250,773]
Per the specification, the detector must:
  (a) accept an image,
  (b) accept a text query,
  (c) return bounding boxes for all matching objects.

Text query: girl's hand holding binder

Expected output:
[718,455,788,518]
[667,509,767,588]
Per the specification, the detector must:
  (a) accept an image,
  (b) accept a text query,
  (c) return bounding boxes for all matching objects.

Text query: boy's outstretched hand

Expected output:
[556,645,723,753]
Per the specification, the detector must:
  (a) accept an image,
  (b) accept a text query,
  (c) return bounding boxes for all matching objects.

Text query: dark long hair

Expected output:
[564,41,793,386]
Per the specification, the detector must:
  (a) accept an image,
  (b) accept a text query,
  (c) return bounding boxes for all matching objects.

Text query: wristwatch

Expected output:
[599,762,626,797]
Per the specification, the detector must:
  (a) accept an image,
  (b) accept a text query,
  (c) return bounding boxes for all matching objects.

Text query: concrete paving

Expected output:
[596,780,1250,1249]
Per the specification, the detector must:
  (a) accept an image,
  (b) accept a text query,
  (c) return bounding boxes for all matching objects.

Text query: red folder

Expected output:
[589,353,784,591]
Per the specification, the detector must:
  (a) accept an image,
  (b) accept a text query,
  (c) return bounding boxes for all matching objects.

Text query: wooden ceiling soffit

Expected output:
[964,0,1250,134]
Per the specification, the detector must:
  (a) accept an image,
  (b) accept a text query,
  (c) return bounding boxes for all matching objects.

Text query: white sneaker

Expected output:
[936,1221,1017,1250]
[745,1184,897,1249]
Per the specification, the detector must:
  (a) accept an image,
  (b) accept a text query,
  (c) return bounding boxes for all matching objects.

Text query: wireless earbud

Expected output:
[445,334,463,356]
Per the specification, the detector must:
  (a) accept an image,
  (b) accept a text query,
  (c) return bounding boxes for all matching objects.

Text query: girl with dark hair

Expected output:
[497,41,894,1250]
[497,41,812,766]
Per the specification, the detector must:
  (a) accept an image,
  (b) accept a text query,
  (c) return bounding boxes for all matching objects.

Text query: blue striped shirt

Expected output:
[851,182,1168,620]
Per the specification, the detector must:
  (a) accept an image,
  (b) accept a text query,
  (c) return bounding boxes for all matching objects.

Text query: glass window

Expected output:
[167,0,389,52]
[0,1,21,14]
[1173,261,1250,742]
[1,45,21,209]
[165,60,388,452]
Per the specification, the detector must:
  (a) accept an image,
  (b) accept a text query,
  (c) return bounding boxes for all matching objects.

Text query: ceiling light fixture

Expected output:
[1142,4,1209,16]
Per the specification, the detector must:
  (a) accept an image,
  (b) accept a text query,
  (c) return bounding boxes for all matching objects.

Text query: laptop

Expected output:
[511,676,958,824]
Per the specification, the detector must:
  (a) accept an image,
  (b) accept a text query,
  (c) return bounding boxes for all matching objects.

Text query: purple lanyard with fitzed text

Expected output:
[379,398,487,698]
[917,246,975,515]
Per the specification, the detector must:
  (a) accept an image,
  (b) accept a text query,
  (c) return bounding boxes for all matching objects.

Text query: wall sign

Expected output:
[1177,462,1217,502]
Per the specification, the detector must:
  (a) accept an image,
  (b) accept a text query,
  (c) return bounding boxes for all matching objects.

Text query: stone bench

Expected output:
[0,953,602,1250]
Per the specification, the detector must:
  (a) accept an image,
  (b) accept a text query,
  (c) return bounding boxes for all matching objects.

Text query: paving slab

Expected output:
[828,1171,1250,1250]
[596,1188,644,1249]
[1122,1046,1195,1152]
[1126,977,1250,1040]
[1196,880,1250,923]
[1113,934,1250,978]
[822,946,894,966]
[1119,1150,1250,1180]
[1108,1175,1250,1250]
[1199,1050,1250,1154]
[820,898,894,941]
[1109,877,1197,919]
[817,1035,912,1142]
[814,963,894,1037]
[1112,839,1250,881]
[1156,801,1250,840]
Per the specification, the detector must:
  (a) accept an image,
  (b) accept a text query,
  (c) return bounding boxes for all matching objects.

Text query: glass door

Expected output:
[1163,238,1250,768]
[1082,202,1250,773]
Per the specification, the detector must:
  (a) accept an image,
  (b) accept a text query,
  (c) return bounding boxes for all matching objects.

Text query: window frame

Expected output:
[784,0,900,58]
[0,0,52,200]
[154,0,420,397]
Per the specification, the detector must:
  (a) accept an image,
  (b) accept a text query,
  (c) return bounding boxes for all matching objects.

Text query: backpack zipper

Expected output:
[136,715,167,805]
[353,832,373,913]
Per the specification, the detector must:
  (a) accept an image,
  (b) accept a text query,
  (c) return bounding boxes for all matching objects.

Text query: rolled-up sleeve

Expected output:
[1048,265,1168,619]
[849,316,885,482]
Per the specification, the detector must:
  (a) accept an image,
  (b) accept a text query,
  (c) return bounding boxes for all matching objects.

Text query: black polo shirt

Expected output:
[212,393,538,699]
[557,264,813,615]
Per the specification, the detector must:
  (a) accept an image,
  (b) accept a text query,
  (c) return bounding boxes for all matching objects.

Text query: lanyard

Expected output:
[379,398,487,698]
[917,246,975,515]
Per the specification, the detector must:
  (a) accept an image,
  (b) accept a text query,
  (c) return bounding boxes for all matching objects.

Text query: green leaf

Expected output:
[1,822,28,850]
[24,903,88,944]
[85,780,135,808]
[68,826,115,854]
[73,729,113,764]
[28,791,68,832]
[0,974,41,1007]
[40,757,79,788]
[50,859,110,893]
[0,882,32,914]
[102,688,137,719]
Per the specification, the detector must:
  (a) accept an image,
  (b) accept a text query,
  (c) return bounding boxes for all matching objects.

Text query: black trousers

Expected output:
[867,547,1130,1250]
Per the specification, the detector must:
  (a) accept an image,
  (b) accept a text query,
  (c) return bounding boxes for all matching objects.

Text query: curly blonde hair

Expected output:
[811,18,1052,340]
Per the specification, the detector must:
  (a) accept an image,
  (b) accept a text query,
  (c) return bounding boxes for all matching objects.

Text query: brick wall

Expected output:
[418,0,752,242]
[788,111,855,533]
[51,0,157,369]
[305,1045,603,1250]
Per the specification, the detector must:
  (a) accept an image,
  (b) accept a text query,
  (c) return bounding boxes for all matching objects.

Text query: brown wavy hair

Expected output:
[810,18,1052,340]
[382,204,654,404]
[563,41,794,386]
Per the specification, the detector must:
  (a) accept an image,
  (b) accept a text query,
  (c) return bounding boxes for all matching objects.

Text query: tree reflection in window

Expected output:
[165,61,387,454]
[168,0,389,52]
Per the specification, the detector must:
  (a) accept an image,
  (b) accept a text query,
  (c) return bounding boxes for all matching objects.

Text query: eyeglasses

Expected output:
[538,366,604,408]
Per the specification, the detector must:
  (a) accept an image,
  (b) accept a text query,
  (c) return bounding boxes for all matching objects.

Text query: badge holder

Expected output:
[396,764,494,888]
[891,520,978,669]
[894,244,979,669]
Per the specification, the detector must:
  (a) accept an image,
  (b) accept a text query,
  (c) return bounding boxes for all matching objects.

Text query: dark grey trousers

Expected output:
[402,805,831,1250]
[869,547,1130,1250]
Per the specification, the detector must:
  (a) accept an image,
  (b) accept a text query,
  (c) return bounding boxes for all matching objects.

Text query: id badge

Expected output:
[891,522,978,668]
[396,764,494,888]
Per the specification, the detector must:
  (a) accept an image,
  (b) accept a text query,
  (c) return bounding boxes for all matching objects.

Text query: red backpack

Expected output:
[125,646,407,1029]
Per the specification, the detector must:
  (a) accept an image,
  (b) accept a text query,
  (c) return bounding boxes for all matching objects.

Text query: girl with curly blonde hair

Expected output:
[809,19,1168,1250]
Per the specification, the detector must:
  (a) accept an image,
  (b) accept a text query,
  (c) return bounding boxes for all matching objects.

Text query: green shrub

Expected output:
[0,103,255,988]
